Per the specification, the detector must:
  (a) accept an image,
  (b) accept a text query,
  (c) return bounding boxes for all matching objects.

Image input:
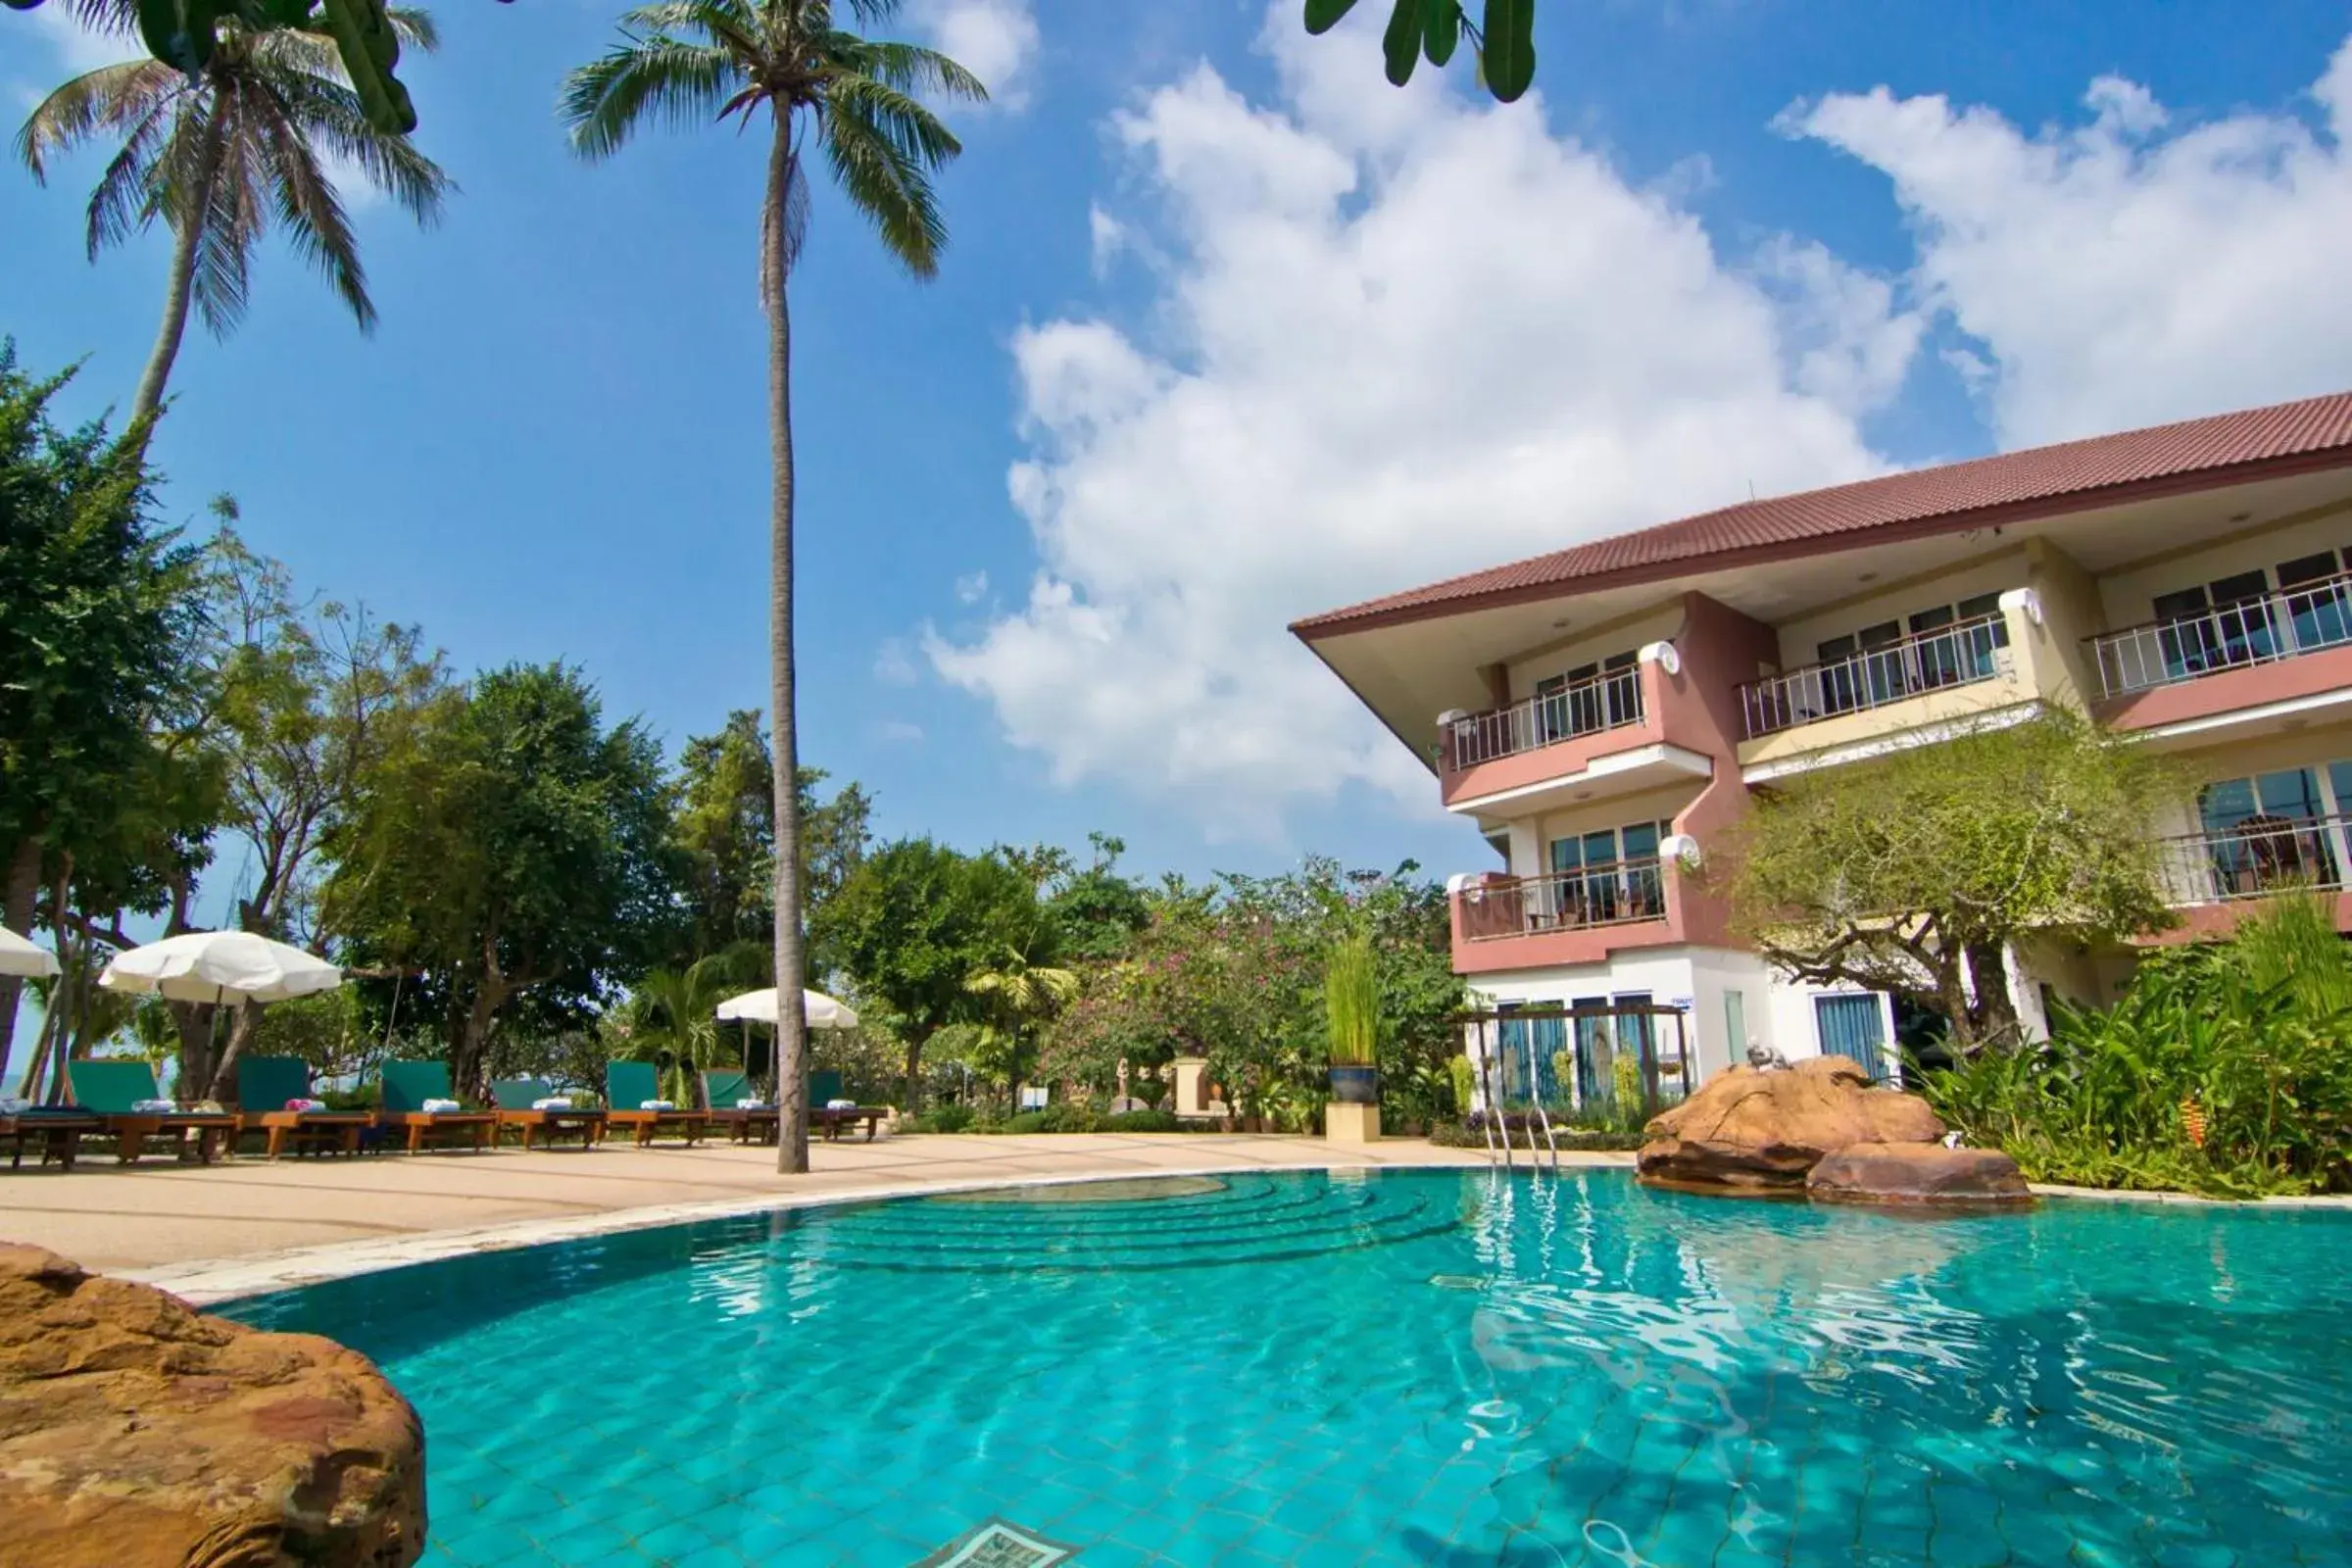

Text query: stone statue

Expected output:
[1744,1040,1791,1072]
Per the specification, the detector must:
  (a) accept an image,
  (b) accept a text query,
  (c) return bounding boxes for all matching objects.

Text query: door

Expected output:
[1814,994,1888,1080]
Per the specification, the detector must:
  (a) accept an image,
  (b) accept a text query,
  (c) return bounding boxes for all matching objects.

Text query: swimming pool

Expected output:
[225,1168,2352,1567]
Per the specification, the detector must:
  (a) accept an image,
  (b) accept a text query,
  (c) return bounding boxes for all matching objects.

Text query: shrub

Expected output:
[1102,1108,1182,1132]
[1922,893,2352,1197]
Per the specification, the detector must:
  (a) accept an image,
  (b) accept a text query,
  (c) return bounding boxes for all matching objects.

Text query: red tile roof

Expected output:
[1293,390,2352,637]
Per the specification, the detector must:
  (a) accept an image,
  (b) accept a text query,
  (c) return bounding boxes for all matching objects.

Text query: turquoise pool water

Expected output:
[226,1169,2352,1568]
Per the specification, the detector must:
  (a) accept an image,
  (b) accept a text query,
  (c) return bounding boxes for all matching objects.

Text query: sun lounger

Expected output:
[604,1061,708,1147]
[700,1068,778,1145]
[232,1056,372,1158]
[0,1108,106,1171]
[66,1060,238,1164]
[490,1079,606,1150]
[376,1060,498,1152]
[808,1068,888,1143]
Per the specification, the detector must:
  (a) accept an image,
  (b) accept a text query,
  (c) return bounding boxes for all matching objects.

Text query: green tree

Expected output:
[322,662,680,1097]
[628,950,761,1104]
[672,708,871,967]
[820,838,1037,1106]
[15,1,450,427]
[963,940,1078,1102]
[0,342,206,1090]
[1721,710,2180,1053]
[561,0,983,1173]
[1043,833,1151,962]
[200,522,446,943]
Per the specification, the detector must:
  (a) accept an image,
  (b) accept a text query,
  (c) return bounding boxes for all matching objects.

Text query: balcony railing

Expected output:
[2087,574,2352,700]
[2157,812,2352,906]
[1739,613,2008,740]
[1446,665,1643,772]
[1456,860,1668,942]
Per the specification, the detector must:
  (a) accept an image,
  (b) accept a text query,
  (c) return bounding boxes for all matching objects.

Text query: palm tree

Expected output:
[965,943,1079,1106]
[561,0,983,1174]
[629,959,735,1107]
[15,1,452,428]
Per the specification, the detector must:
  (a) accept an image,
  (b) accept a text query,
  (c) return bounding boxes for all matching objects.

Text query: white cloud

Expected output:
[906,0,1039,112]
[928,5,1913,840]
[955,568,990,605]
[1788,33,2352,445]
[875,720,926,745]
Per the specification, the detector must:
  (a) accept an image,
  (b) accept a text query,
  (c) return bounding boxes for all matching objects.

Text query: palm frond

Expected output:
[835,37,988,106]
[560,36,746,160]
[384,7,440,50]
[823,73,960,171]
[266,67,451,223]
[16,60,180,182]
[83,95,174,256]
[818,90,945,274]
[186,103,260,335]
[251,79,375,330]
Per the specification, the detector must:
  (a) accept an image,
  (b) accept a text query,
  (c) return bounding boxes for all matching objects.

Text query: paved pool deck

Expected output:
[0,1131,1603,1303]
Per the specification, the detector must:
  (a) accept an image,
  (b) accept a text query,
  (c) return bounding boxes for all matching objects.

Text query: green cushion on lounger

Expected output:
[607,1059,662,1110]
[380,1059,457,1114]
[490,1078,552,1111]
[809,1069,844,1106]
[234,1056,312,1112]
[703,1068,752,1109]
[68,1059,164,1114]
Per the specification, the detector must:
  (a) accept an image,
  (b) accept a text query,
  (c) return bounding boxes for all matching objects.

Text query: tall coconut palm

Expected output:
[15,1,451,428]
[561,0,983,1174]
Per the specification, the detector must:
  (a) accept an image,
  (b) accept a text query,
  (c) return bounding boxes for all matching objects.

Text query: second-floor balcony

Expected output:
[1444,664,1644,772]
[2157,812,2352,906]
[2088,574,2352,701]
[1739,613,2009,740]
[1455,859,1669,942]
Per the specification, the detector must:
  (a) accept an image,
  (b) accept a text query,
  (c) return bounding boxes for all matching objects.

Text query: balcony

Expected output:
[1449,861,1685,972]
[1446,665,1644,770]
[2090,575,2352,698]
[1439,651,1714,817]
[1740,613,2009,740]
[2149,811,2352,942]
[2158,813,2350,905]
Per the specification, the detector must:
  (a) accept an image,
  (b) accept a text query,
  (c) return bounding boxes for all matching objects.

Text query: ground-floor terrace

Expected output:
[0,1131,1531,1302]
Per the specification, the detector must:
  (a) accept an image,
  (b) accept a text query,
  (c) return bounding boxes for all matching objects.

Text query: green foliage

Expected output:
[1922,894,2352,1197]
[245,984,381,1085]
[323,662,678,1094]
[1323,930,1381,1066]
[1724,710,2180,1049]
[626,949,761,1104]
[1298,0,1531,103]
[818,838,1044,1101]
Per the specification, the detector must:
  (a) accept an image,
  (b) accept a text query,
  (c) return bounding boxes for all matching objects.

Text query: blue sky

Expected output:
[9,0,2352,919]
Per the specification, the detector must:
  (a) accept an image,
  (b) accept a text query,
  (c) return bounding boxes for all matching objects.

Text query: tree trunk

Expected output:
[901,1037,925,1113]
[169,1002,219,1099]
[127,94,227,432]
[764,113,809,1175]
[1964,942,2021,1050]
[204,1001,264,1103]
[0,836,41,1092]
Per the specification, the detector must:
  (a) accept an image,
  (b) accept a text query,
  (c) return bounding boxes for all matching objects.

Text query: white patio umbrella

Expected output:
[97,930,342,1004]
[0,927,60,979]
[714,987,859,1030]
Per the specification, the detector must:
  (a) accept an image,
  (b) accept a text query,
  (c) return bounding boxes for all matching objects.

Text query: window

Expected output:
[1532,649,1640,740]
[1813,594,2010,710]
[1544,819,1671,927]
[1723,990,1748,1068]
[2278,553,2352,651]
[2197,767,2336,897]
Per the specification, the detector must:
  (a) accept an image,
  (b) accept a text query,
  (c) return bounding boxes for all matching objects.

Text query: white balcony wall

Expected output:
[2095,504,2352,630]
[1766,547,2032,676]
[1501,602,1683,704]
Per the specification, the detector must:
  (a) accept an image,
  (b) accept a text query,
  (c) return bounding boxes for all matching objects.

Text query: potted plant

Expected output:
[1324,931,1381,1105]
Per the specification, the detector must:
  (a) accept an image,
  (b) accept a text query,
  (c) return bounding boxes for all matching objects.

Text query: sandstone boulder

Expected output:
[1637,1054,1945,1192]
[1806,1142,2033,1206]
[0,1243,424,1568]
